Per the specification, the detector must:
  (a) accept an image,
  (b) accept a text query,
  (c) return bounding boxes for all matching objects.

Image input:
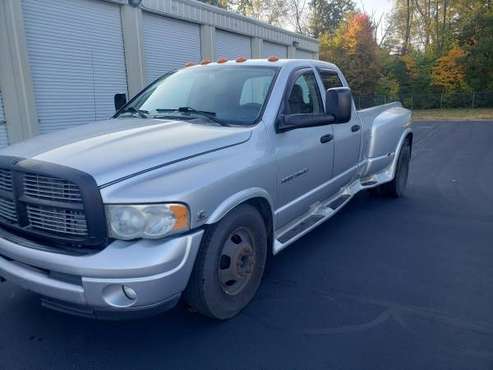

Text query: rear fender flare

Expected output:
[390,127,413,179]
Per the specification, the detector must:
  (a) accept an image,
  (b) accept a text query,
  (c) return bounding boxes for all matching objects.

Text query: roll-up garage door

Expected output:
[262,41,288,58]
[0,92,9,148]
[143,13,201,84]
[215,30,251,59]
[296,49,315,59]
[22,0,128,134]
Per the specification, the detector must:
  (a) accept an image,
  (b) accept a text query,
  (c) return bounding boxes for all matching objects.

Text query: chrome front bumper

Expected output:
[0,229,204,318]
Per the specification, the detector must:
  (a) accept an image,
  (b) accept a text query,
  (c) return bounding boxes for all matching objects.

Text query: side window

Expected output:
[319,70,343,90]
[287,72,322,114]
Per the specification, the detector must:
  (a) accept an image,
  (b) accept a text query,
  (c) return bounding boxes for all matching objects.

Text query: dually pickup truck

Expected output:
[0,59,412,320]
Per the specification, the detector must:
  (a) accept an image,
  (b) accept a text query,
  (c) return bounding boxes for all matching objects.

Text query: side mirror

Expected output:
[326,87,352,123]
[114,93,127,112]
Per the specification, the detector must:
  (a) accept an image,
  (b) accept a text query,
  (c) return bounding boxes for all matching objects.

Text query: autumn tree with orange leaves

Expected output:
[431,47,468,93]
[321,13,382,97]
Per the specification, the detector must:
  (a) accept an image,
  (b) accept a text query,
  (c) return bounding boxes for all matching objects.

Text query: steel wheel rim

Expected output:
[218,227,256,296]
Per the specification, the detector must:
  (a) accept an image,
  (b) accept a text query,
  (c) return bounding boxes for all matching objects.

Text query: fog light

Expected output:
[122,286,137,300]
[102,284,138,308]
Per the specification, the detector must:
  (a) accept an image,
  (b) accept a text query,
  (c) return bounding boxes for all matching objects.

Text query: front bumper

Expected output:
[0,229,204,318]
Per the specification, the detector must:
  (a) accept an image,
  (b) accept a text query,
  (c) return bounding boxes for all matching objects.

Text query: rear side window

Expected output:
[287,72,323,114]
[319,70,343,90]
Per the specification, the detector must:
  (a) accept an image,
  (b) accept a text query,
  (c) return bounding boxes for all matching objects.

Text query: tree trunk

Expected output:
[403,0,411,54]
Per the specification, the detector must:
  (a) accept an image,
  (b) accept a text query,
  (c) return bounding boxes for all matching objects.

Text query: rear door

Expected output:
[318,69,362,186]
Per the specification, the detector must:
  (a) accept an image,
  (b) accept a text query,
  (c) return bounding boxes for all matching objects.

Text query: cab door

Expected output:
[273,68,335,228]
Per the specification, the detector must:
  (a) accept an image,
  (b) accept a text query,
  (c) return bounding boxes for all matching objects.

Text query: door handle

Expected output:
[320,134,333,143]
[351,124,361,132]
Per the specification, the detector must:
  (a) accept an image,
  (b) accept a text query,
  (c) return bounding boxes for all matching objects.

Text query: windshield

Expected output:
[116,66,279,125]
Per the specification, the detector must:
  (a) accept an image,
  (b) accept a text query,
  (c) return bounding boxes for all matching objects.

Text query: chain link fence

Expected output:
[354,92,493,110]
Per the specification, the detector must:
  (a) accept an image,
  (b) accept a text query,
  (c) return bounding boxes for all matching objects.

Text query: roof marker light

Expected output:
[200,59,211,65]
[235,56,247,63]
[184,62,195,67]
[217,57,228,64]
[267,55,279,62]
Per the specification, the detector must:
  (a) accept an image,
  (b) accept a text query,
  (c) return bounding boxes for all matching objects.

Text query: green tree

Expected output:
[230,0,288,25]
[458,7,493,91]
[308,0,355,38]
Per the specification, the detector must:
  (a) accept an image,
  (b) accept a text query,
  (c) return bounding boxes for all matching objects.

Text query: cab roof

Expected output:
[185,58,339,72]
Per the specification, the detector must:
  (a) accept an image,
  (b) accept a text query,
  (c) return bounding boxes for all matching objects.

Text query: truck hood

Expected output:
[0,118,252,186]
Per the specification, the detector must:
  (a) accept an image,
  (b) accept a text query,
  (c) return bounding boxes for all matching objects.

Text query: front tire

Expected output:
[184,204,268,320]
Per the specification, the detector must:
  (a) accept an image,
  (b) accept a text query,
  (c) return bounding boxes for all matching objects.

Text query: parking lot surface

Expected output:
[1,121,492,370]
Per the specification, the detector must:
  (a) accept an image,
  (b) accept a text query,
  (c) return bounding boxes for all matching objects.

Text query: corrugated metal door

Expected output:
[262,41,288,58]
[143,13,201,83]
[296,49,315,59]
[22,0,128,134]
[215,30,251,59]
[0,92,9,148]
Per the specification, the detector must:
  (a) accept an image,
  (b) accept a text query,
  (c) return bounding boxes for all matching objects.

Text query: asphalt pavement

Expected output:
[1,121,492,370]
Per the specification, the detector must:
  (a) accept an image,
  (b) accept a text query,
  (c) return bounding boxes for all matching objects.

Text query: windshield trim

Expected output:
[113,66,281,127]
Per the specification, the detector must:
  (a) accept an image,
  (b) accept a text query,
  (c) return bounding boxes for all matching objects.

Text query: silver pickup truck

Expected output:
[0,59,412,320]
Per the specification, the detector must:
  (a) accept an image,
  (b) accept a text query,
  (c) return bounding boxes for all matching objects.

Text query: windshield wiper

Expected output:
[155,107,225,124]
[119,107,150,118]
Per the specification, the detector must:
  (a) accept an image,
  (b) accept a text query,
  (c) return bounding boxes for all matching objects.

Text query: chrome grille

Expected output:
[27,204,88,236]
[0,198,17,223]
[0,169,13,193]
[23,174,83,203]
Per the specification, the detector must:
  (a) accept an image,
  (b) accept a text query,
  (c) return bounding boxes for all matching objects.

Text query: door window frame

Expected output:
[276,67,326,132]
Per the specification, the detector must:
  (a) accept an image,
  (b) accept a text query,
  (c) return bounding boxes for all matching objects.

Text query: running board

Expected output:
[274,193,352,253]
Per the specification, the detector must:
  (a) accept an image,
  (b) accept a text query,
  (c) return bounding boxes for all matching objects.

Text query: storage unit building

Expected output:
[22,0,128,134]
[0,0,319,146]
[215,30,252,59]
[262,41,288,58]
[143,13,202,83]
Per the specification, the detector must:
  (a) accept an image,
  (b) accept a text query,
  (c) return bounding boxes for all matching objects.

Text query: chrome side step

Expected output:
[278,214,324,243]
[274,192,353,254]
[273,165,395,254]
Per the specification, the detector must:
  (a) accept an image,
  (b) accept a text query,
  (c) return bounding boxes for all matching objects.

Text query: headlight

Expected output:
[106,204,189,240]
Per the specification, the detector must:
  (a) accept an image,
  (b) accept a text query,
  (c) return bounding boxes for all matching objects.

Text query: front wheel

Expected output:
[184,204,268,320]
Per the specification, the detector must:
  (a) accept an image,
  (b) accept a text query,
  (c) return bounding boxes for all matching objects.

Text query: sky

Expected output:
[359,0,393,20]
[358,0,394,41]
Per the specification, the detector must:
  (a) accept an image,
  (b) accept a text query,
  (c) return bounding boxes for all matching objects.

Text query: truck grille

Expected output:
[24,174,83,203]
[0,169,13,193]
[0,198,17,223]
[0,157,107,251]
[27,204,88,236]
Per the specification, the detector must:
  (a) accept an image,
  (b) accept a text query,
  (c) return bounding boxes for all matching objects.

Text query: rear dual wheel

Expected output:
[371,139,412,198]
[184,204,267,320]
